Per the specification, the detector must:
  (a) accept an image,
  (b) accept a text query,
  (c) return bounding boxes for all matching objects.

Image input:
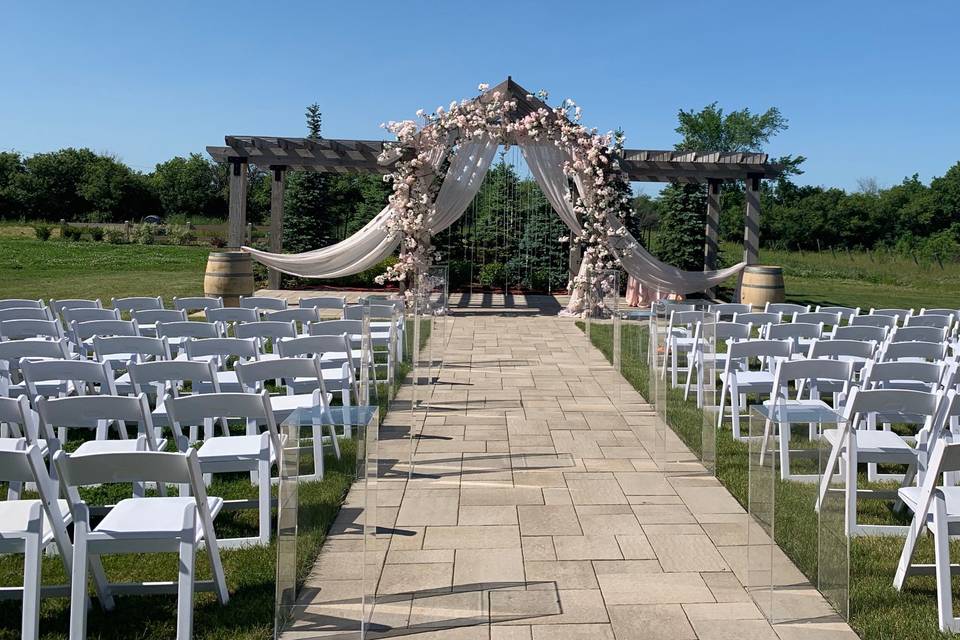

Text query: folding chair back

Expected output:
[165,390,278,448]
[0,319,65,341]
[50,299,101,319]
[0,395,42,443]
[240,295,287,311]
[72,319,139,344]
[669,310,703,330]
[727,338,793,367]
[309,319,363,339]
[93,335,172,363]
[764,302,810,319]
[277,334,349,359]
[906,314,953,330]
[342,304,365,320]
[862,360,945,391]
[708,303,751,320]
[833,324,888,343]
[767,322,823,342]
[771,357,853,399]
[807,338,877,361]
[37,394,152,431]
[871,308,914,324]
[366,304,399,320]
[111,296,163,313]
[133,309,187,325]
[235,320,298,342]
[733,311,782,328]
[184,337,259,365]
[64,307,120,325]
[236,355,326,393]
[921,308,959,320]
[880,340,948,363]
[0,299,43,310]
[0,307,50,322]
[206,307,259,325]
[265,308,319,330]
[794,312,842,328]
[851,314,897,330]
[816,305,861,322]
[717,321,752,341]
[173,296,223,314]
[890,325,948,344]
[22,358,117,397]
[300,296,345,311]
[156,320,221,340]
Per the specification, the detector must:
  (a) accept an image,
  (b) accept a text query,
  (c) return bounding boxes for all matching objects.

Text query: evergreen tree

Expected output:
[655,183,707,271]
[281,104,330,254]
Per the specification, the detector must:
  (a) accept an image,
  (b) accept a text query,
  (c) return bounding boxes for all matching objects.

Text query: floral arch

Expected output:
[242,78,747,312]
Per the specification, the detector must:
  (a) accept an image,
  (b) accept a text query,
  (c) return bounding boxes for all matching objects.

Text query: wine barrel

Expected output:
[204,251,254,307]
[739,265,785,310]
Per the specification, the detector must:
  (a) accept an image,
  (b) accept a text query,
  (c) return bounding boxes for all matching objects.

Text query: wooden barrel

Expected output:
[204,251,254,307]
[739,265,785,310]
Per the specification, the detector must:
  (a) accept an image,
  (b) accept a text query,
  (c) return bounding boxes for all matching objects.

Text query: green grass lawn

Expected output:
[582,321,960,640]
[0,237,208,302]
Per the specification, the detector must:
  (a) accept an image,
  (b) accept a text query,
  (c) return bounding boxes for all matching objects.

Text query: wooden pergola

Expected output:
[207,78,785,289]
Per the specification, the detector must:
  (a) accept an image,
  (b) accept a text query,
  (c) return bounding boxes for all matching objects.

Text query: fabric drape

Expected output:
[242,135,496,278]
[521,143,582,235]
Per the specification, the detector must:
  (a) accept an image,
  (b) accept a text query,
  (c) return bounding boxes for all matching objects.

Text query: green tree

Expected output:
[152,153,225,219]
[0,151,25,218]
[655,183,707,270]
[13,148,99,220]
[281,103,331,255]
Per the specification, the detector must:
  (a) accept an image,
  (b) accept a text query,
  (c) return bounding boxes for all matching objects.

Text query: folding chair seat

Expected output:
[0,445,77,640]
[236,356,338,479]
[0,338,72,398]
[240,295,288,311]
[133,308,187,337]
[183,337,259,392]
[55,448,228,640]
[165,390,281,547]
[764,302,810,321]
[111,296,163,314]
[717,339,793,439]
[817,387,942,536]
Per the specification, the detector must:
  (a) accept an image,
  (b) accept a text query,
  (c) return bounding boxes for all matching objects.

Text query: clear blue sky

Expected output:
[2,1,958,194]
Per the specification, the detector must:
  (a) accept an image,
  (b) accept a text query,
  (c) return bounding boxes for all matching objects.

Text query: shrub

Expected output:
[478,262,505,288]
[33,224,51,241]
[131,223,157,245]
[60,225,83,241]
[105,229,125,244]
[89,226,105,242]
[209,235,227,248]
[166,224,195,246]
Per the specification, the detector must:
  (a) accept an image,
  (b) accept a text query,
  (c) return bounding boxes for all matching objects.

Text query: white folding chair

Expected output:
[240,295,287,311]
[50,299,102,323]
[94,335,172,394]
[684,321,752,406]
[71,318,139,357]
[894,434,960,632]
[206,306,259,333]
[767,322,823,354]
[0,338,72,398]
[717,339,793,439]
[662,310,703,387]
[236,320,298,361]
[0,396,53,483]
[55,448,228,640]
[183,337,259,392]
[111,296,163,313]
[37,393,164,458]
[63,307,120,326]
[761,358,853,480]
[156,319,222,356]
[0,445,79,640]
[906,314,954,331]
[708,303,752,321]
[879,340,948,363]
[794,311,842,336]
[278,334,357,407]
[265,308,320,335]
[833,324,888,343]
[851,314,897,330]
[300,296,345,316]
[22,357,118,405]
[133,308,187,337]
[164,390,280,547]
[764,302,810,321]
[871,307,914,325]
[732,311,782,333]
[806,338,877,382]
[310,318,381,388]
[128,359,223,442]
[889,325,948,344]
[236,356,338,479]
[817,387,942,536]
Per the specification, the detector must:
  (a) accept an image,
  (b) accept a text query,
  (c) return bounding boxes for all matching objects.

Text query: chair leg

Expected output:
[176,539,195,640]
[70,521,90,640]
[328,423,341,460]
[312,422,325,480]
[22,532,42,640]
[258,458,271,545]
[717,378,728,430]
[933,495,954,632]
[730,380,742,439]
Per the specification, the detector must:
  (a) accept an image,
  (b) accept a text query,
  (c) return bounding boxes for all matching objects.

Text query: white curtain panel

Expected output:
[521,143,582,235]
[243,135,496,278]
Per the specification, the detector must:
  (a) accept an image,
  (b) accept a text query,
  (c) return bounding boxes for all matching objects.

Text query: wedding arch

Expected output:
[207,78,786,307]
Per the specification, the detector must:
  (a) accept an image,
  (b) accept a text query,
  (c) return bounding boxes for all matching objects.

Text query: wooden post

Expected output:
[738,173,762,302]
[268,166,286,290]
[704,179,721,270]
[227,158,248,249]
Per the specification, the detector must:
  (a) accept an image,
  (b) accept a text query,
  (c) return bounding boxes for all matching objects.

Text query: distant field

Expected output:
[0,237,208,301]
[720,243,960,310]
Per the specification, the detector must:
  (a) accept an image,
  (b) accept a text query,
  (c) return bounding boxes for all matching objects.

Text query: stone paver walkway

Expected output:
[288,314,856,640]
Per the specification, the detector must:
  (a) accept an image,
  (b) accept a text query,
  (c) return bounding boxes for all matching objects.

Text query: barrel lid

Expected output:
[208,251,250,258]
[744,265,783,273]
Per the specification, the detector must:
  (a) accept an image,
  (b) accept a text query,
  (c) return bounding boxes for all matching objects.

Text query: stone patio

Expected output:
[282,311,857,640]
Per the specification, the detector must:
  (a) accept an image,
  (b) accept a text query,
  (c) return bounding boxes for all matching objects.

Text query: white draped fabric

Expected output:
[243,136,497,278]
[521,143,581,235]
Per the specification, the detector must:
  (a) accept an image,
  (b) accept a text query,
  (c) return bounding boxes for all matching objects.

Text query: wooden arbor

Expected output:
[207,77,785,290]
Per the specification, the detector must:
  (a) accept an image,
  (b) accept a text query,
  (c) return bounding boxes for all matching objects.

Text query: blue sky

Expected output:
[2,1,958,194]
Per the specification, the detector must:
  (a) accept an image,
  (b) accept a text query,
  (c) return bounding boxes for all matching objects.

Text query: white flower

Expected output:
[478,83,490,92]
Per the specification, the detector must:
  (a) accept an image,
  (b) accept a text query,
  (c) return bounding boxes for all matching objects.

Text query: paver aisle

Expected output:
[289,314,856,640]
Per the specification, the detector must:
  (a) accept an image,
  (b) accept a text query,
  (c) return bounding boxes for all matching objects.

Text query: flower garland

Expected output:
[376,83,632,307]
